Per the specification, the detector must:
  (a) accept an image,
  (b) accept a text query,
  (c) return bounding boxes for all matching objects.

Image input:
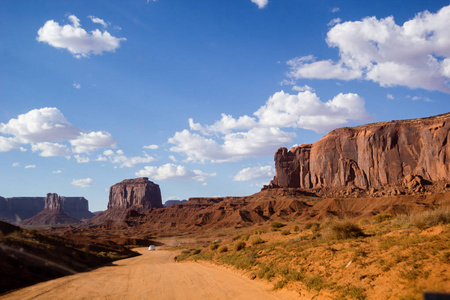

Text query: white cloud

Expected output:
[88,15,108,27]
[73,82,81,89]
[0,136,20,152]
[168,155,177,162]
[292,84,314,92]
[331,7,340,13]
[0,107,79,143]
[37,15,126,58]
[70,131,117,153]
[233,165,275,181]
[12,162,19,167]
[20,147,27,152]
[287,5,450,93]
[74,155,90,163]
[110,152,155,168]
[327,18,341,27]
[96,155,107,161]
[31,142,71,157]
[103,149,114,156]
[408,95,432,102]
[143,144,159,150]
[250,0,268,9]
[387,94,395,100]
[52,170,62,174]
[169,90,369,162]
[72,178,94,187]
[25,164,36,169]
[135,163,216,181]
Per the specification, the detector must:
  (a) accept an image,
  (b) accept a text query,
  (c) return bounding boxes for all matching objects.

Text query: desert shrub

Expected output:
[411,208,450,230]
[281,230,290,236]
[257,263,275,280]
[209,243,219,251]
[234,241,246,251]
[292,225,300,232]
[273,279,288,290]
[254,230,264,235]
[220,251,256,270]
[340,285,367,300]
[325,221,364,240]
[305,221,321,233]
[232,235,241,241]
[441,251,450,264]
[249,236,264,246]
[241,234,250,241]
[373,213,394,223]
[358,218,369,225]
[191,249,201,255]
[271,221,286,229]
[304,274,324,291]
[217,245,228,253]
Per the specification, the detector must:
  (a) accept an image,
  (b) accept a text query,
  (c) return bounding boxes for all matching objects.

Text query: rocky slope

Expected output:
[108,177,163,210]
[268,112,450,192]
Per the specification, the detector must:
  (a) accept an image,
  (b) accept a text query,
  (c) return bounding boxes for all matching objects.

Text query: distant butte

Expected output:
[108,177,163,210]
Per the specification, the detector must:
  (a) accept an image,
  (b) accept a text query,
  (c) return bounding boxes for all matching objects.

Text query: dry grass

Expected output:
[175,208,450,299]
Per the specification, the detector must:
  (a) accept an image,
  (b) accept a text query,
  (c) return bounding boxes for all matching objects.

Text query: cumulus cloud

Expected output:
[0,136,20,152]
[88,15,108,27]
[169,90,369,162]
[73,82,81,89]
[0,107,79,143]
[292,85,314,92]
[143,144,159,150]
[233,165,275,181]
[37,15,126,58]
[52,170,62,174]
[74,155,90,163]
[135,163,216,181]
[250,0,268,9]
[103,149,155,167]
[0,107,117,160]
[387,94,395,100]
[25,165,36,169]
[12,162,19,167]
[287,5,450,93]
[31,142,71,157]
[72,178,94,187]
[70,131,117,153]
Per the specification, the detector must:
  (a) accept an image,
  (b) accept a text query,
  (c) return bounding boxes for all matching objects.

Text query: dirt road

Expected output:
[1,248,299,300]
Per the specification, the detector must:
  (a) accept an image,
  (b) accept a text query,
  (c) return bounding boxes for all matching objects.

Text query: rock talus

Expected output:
[108,177,163,209]
[268,113,450,190]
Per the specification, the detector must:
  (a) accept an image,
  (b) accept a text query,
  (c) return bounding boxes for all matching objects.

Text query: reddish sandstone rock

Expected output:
[108,177,162,209]
[44,193,62,211]
[269,113,450,191]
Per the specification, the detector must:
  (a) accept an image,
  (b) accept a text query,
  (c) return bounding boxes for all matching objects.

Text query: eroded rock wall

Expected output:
[269,113,450,190]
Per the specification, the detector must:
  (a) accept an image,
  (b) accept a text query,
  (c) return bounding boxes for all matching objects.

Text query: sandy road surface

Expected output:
[1,248,299,300]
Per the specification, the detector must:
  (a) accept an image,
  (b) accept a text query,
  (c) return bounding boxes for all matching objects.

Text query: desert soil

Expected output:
[1,248,299,300]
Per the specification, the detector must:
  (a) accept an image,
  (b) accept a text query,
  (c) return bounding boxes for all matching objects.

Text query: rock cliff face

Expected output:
[108,177,163,209]
[268,113,450,191]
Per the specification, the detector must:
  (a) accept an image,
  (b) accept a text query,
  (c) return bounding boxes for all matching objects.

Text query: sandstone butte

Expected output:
[108,177,163,210]
[268,112,450,191]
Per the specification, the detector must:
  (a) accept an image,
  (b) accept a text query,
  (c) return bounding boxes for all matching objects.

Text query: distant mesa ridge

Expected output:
[0,193,94,224]
[266,112,450,192]
[108,177,163,210]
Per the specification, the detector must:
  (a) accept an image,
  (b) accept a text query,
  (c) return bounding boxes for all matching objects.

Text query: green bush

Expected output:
[273,279,288,290]
[411,208,450,230]
[292,225,300,232]
[217,245,228,253]
[326,221,364,240]
[281,230,290,236]
[241,234,250,241]
[234,241,246,251]
[191,249,201,255]
[373,213,394,223]
[305,221,321,233]
[209,243,219,251]
[249,236,264,246]
[271,221,286,229]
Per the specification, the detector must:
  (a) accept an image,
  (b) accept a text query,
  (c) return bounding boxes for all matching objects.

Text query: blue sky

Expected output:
[1,0,449,211]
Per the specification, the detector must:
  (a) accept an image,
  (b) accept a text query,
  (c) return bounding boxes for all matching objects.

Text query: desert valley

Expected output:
[1,112,449,299]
